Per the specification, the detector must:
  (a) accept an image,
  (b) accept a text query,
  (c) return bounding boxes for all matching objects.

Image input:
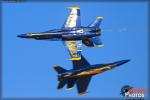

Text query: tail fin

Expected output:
[87,16,104,47]
[54,65,67,74]
[88,16,103,27]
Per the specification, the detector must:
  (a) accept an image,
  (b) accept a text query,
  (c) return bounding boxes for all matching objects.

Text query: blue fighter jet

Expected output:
[17,7,104,60]
[54,55,130,94]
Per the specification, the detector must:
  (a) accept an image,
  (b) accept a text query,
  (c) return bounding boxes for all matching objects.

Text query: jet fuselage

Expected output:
[17,27,100,41]
[57,60,129,79]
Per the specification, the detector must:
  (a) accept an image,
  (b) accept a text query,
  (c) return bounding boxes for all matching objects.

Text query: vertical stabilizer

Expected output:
[88,16,103,27]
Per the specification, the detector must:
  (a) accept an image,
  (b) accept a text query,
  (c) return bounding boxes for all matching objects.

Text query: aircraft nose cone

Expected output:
[17,34,27,38]
[115,59,130,66]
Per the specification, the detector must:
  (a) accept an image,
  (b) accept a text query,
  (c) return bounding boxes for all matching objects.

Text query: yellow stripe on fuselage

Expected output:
[27,33,40,36]
[75,65,112,77]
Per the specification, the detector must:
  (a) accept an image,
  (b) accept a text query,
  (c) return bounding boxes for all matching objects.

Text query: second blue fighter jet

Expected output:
[54,55,130,94]
[17,7,104,60]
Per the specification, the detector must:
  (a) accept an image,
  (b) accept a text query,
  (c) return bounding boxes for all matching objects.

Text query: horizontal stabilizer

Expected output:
[90,36,104,47]
[57,80,66,90]
[66,78,77,90]
[82,38,94,47]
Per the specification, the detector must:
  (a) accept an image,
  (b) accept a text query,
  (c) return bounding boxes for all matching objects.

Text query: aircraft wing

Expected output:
[77,75,92,94]
[63,7,81,28]
[72,55,90,70]
[64,40,82,60]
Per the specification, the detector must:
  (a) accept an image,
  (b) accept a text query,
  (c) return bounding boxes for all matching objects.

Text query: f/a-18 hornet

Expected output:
[17,7,104,60]
[54,55,130,94]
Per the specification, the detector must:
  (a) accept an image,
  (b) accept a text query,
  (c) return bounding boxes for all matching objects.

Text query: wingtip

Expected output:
[69,58,81,61]
[54,65,59,68]
[66,88,73,90]
[97,44,104,48]
[79,92,88,95]
[97,16,104,19]
[67,6,80,10]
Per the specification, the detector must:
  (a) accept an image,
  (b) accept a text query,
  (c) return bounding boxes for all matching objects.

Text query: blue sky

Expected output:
[2,2,148,98]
